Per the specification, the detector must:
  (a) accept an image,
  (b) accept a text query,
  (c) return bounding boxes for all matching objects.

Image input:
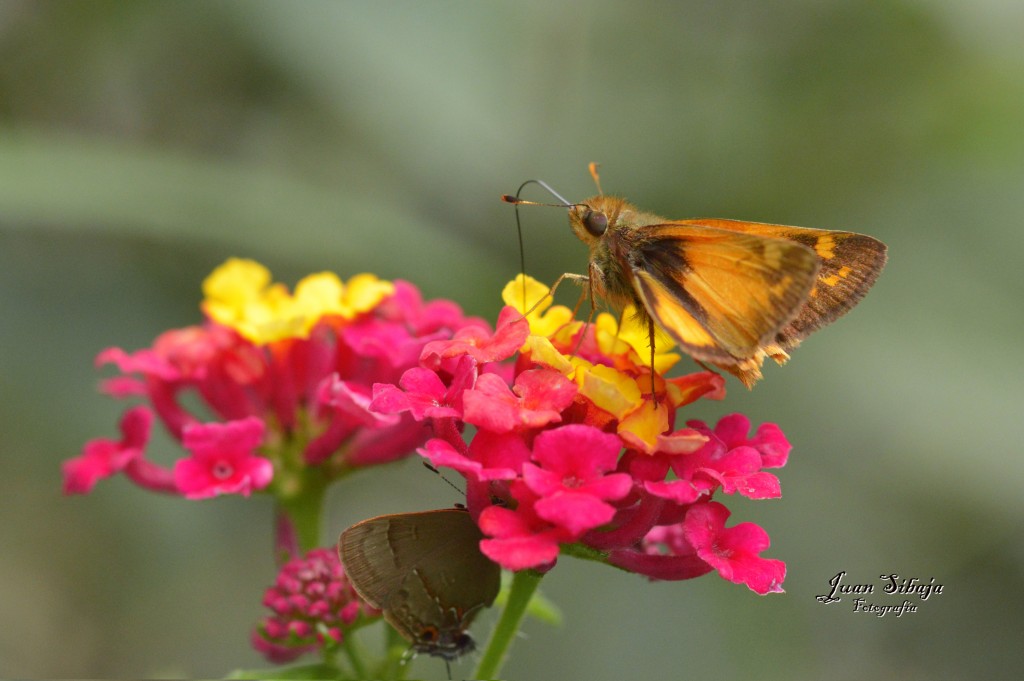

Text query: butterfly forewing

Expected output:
[626,224,820,360]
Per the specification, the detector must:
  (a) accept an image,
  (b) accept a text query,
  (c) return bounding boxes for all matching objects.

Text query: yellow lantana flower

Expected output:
[202,258,394,344]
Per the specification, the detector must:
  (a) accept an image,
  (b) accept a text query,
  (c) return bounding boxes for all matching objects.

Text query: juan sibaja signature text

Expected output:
[815,571,944,617]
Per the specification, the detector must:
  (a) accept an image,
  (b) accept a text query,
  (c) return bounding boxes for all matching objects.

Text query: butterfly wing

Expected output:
[339,509,500,624]
[675,218,887,349]
[623,223,821,362]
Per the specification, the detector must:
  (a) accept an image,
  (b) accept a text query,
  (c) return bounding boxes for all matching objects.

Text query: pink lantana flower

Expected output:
[369,354,477,421]
[462,368,577,433]
[420,305,530,368]
[681,501,786,595]
[63,405,156,494]
[522,425,632,536]
[690,412,791,469]
[641,413,790,504]
[175,417,272,499]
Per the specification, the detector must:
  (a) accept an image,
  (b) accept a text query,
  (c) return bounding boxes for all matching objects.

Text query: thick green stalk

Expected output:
[474,570,543,679]
[275,470,328,557]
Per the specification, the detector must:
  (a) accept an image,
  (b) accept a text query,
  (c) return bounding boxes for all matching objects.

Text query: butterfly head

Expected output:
[568,195,628,246]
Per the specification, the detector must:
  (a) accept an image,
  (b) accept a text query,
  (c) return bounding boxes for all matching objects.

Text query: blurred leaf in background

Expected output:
[1,1,1022,678]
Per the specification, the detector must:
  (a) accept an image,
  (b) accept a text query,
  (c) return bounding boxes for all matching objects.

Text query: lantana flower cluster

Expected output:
[373,275,788,594]
[62,258,485,506]
[252,547,379,664]
[65,260,792,668]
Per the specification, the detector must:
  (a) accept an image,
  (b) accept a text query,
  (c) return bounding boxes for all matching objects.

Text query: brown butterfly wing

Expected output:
[622,223,821,362]
[339,509,500,628]
[675,218,887,349]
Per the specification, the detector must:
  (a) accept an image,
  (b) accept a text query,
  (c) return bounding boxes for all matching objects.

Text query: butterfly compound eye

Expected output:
[583,209,608,236]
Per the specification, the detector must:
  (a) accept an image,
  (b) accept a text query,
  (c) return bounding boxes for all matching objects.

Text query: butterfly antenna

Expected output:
[512,190,528,310]
[503,179,575,309]
[422,461,466,497]
[588,162,603,195]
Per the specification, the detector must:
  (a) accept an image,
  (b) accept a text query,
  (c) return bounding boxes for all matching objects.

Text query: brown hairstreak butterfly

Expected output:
[339,508,501,661]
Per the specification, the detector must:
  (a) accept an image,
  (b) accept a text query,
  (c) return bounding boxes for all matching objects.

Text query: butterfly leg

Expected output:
[614,309,626,341]
[546,271,590,301]
[570,292,597,357]
[571,267,603,356]
[546,272,596,357]
[647,317,658,403]
[517,272,589,320]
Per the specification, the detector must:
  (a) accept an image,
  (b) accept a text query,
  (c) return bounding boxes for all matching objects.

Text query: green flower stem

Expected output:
[275,471,328,557]
[474,569,543,680]
[560,540,611,565]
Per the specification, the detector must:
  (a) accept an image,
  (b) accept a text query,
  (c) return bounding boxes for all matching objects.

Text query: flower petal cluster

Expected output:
[373,275,788,594]
[252,547,379,663]
[63,258,485,500]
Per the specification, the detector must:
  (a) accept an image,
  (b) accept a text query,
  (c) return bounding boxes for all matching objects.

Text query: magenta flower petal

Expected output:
[340,319,422,371]
[469,430,532,478]
[532,424,623,479]
[643,479,705,504]
[533,491,618,536]
[98,376,147,398]
[748,422,791,468]
[479,532,562,571]
[511,367,577,423]
[608,549,714,581]
[461,373,523,432]
[707,413,752,448]
[96,345,179,382]
[519,462,563,496]
[400,366,449,397]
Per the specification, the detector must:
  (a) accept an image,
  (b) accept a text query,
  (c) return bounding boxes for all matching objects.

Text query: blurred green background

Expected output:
[2,1,1022,678]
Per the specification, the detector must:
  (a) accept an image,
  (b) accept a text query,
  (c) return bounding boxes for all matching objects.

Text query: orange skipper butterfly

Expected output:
[503,164,887,387]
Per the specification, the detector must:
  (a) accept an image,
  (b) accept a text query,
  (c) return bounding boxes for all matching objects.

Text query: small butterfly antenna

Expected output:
[588,162,603,195]
[422,460,466,497]
[501,179,576,310]
[506,178,573,207]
